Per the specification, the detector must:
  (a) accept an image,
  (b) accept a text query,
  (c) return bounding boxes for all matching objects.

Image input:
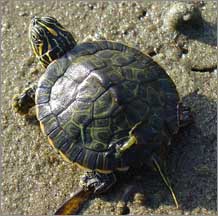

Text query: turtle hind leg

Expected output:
[151,154,179,209]
[177,102,194,128]
[80,171,117,194]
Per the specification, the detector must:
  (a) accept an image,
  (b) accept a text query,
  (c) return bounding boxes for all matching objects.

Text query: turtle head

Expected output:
[29,16,76,68]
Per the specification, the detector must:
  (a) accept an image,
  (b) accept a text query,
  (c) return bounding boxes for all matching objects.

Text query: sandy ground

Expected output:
[1,0,217,215]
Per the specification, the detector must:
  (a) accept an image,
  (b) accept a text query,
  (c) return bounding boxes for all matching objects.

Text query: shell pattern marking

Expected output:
[35,41,179,171]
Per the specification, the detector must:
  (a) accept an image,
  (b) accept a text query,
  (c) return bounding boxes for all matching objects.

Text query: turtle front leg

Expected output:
[12,83,37,115]
[80,171,117,194]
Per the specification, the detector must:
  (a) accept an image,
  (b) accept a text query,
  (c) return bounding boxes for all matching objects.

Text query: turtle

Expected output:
[13,16,193,206]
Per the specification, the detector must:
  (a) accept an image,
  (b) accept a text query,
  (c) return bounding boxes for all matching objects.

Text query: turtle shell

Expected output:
[35,41,179,172]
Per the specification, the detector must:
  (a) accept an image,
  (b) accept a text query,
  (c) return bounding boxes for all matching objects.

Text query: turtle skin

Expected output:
[36,40,179,172]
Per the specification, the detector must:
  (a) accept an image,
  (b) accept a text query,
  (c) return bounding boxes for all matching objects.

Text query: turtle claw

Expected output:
[80,171,117,194]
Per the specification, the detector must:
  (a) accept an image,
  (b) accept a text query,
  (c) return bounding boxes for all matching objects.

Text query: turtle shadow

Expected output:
[177,19,217,47]
[83,92,216,214]
[167,92,217,211]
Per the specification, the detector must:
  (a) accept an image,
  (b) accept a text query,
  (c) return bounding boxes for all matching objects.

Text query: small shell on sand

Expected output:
[163,2,203,32]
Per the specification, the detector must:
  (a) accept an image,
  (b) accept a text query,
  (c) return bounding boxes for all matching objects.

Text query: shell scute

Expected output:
[36,87,50,104]
[76,76,106,103]
[112,53,136,67]
[36,103,51,121]
[93,89,119,119]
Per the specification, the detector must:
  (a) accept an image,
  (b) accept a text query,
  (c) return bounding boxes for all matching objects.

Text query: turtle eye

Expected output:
[32,34,38,41]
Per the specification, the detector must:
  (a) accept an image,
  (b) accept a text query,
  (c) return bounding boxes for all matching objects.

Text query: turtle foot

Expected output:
[12,85,36,115]
[80,171,117,194]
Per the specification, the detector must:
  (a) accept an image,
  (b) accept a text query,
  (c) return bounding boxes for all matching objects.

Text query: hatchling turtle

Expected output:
[13,16,193,208]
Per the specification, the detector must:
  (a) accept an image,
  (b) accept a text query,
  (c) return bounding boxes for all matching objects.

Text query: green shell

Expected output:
[35,41,179,171]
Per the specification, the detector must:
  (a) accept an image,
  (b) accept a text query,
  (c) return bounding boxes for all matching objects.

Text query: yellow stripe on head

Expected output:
[38,21,58,36]
[38,43,43,56]
[29,16,76,68]
[46,52,53,62]
[30,39,39,57]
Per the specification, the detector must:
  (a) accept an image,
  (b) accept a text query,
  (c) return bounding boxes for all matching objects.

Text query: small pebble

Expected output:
[116,201,129,215]
[19,12,29,16]
[133,193,146,206]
